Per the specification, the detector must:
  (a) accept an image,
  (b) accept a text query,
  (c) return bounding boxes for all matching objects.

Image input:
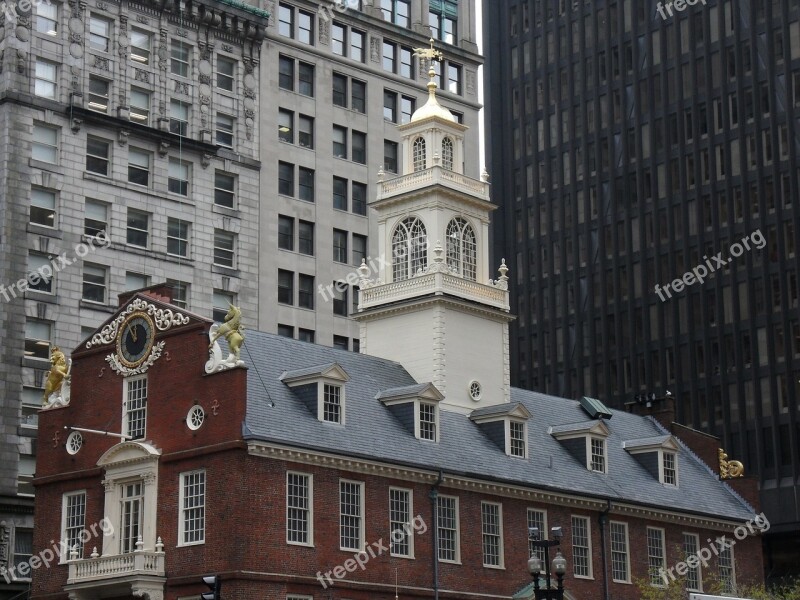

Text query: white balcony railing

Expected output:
[67,551,165,584]
[377,166,490,201]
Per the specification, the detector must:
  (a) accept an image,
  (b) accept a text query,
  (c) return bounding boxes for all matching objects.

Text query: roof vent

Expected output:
[579,396,613,420]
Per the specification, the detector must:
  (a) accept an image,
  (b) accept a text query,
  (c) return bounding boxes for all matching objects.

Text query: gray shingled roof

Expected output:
[241,331,755,522]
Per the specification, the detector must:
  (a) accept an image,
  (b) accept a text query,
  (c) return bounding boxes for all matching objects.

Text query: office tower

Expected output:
[485,0,800,578]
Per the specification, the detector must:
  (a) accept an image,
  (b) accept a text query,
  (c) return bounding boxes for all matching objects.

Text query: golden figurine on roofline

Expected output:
[413,37,443,65]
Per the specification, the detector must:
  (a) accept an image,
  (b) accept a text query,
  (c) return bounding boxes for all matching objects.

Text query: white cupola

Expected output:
[354,43,513,413]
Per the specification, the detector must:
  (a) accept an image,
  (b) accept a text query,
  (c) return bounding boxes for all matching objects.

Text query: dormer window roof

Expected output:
[622,435,680,486]
[470,402,531,458]
[377,382,443,442]
[280,362,349,424]
[549,420,610,473]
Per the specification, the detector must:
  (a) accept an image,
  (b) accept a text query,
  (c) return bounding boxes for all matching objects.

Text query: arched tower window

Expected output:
[446,217,477,280]
[392,217,428,281]
[441,137,454,171]
[413,137,427,172]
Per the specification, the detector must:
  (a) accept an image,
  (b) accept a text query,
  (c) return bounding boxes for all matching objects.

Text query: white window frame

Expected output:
[32,123,58,163]
[82,262,108,304]
[30,187,57,227]
[34,59,58,99]
[507,419,528,458]
[389,487,414,558]
[646,526,666,587]
[660,450,678,486]
[318,381,345,425]
[609,521,631,584]
[60,490,87,563]
[416,400,439,442]
[571,515,593,579]
[286,471,313,546]
[588,436,607,473]
[436,494,460,563]
[480,501,504,569]
[122,375,147,440]
[178,469,206,546]
[338,479,364,551]
[526,508,547,562]
[718,540,736,593]
[682,532,702,591]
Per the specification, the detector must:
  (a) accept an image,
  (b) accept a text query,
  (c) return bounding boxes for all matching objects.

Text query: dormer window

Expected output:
[550,419,610,473]
[280,363,350,425]
[662,451,677,485]
[589,437,606,473]
[376,382,443,442]
[413,136,427,171]
[622,435,680,486]
[509,420,526,457]
[470,403,531,458]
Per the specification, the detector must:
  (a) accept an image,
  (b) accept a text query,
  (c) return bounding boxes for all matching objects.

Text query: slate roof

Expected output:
[241,331,756,522]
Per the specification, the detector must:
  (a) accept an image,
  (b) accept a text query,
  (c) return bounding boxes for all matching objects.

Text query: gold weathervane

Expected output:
[718,448,745,479]
[413,37,444,64]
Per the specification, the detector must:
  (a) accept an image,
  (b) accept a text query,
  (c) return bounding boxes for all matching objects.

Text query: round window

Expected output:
[187,405,205,431]
[66,431,83,455]
[468,380,482,402]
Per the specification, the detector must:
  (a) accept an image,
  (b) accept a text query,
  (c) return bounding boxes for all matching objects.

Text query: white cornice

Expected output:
[353,295,516,323]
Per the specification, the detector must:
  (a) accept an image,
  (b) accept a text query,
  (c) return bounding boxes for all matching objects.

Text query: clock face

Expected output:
[117,312,155,368]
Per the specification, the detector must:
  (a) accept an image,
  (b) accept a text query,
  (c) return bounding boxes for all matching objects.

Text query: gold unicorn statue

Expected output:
[42,347,70,405]
[209,303,244,363]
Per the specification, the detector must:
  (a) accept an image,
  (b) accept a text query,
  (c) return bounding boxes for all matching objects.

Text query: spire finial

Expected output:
[414,38,443,96]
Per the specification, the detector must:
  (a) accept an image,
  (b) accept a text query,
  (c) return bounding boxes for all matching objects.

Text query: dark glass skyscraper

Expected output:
[484,0,800,579]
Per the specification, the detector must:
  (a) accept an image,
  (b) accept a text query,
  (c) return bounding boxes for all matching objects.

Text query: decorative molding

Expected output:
[106,340,165,376]
[0,522,9,571]
[86,298,190,348]
[205,323,244,373]
[134,68,150,83]
[174,80,189,95]
[94,55,110,70]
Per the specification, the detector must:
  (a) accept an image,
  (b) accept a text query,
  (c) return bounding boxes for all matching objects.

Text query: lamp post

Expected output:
[527,526,568,600]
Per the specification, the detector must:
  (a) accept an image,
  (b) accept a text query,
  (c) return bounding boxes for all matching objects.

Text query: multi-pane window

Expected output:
[413,136,427,171]
[571,515,592,577]
[298,328,314,343]
[352,234,367,266]
[167,280,189,309]
[298,9,313,44]
[298,115,314,148]
[447,63,462,95]
[278,109,293,143]
[130,89,150,123]
[24,319,51,360]
[610,522,630,583]
[34,60,57,99]
[130,29,151,64]
[352,80,366,113]
[383,41,396,72]
[333,229,348,264]
[352,182,367,216]
[662,452,677,485]
[180,470,206,545]
[401,95,416,124]
[339,480,363,550]
[278,269,293,304]
[170,41,190,77]
[278,2,293,36]
[333,177,348,211]
[213,230,236,268]
[63,492,87,557]
[89,16,111,51]
[333,73,347,107]
[86,137,110,175]
[12,530,33,575]
[279,55,294,91]
[384,140,399,173]
[333,125,347,158]
[384,91,397,122]
[389,488,412,556]
[85,200,108,237]
[333,284,347,316]
[88,77,109,112]
[331,22,365,61]
[446,217,477,280]
[287,472,312,545]
[124,377,147,440]
[125,272,149,291]
[299,221,314,255]
[683,533,701,590]
[298,274,314,309]
[381,0,410,27]
[481,502,502,567]
[589,437,606,472]
[278,215,294,250]
[647,527,666,585]
[82,263,107,303]
[167,218,190,257]
[168,158,190,195]
[170,100,189,136]
[298,167,315,202]
[298,62,314,96]
[30,188,56,227]
[441,137,454,170]
[419,402,437,441]
[216,56,235,92]
[278,55,314,96]
[509,420,526,457]
[718,542,735,593]
[527,509,546,562]
[214,171,235,208]
[28,253,53,293]
[279,162,294,196]
[128,148,150,186]
[216,113,234,147]
[323,383,342,423]
[429,0,457,44]
[392,217,427,281]
[212,290,235,322]
[35,2,58,35]
[437,495,459,562]
[127,210,149,247]
[120,481,143,553]
[33,124,58,163]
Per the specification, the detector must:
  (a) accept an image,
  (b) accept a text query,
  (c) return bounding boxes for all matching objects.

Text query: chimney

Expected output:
[625,393,676,429]
[118,282,175,307]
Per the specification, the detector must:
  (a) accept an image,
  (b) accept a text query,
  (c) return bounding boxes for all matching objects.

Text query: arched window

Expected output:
[446,217,477,280]
[413,137,427,172]
[441,137,454,171]
[392,217,428,281]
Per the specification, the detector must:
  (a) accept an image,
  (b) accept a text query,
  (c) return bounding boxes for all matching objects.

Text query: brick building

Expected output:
[28,76,765,600]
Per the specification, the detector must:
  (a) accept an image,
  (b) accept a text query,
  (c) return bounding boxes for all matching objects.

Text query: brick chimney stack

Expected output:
[624,393,676,429]
[118,282,175,307]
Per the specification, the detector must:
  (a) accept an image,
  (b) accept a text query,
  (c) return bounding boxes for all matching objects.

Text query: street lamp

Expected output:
[527,527,568,600]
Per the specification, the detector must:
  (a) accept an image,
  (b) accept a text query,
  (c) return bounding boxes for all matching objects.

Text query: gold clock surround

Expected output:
[116,311,156,369]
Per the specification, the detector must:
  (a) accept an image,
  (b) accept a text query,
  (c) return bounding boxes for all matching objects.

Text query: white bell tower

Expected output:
[355,42,513,413]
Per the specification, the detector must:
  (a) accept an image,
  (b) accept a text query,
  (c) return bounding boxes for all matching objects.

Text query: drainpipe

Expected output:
[430,469,444,600]
[598,499,612,600]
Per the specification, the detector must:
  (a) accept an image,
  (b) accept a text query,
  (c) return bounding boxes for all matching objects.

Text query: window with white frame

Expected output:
[389,488,412,557]
[610,522,630,583]
[322,383,342,423]
[62,491,86,559]
[481,502,503,567]
[167,218,190,257]
[418,402,437,441]
[130,29,151,64]
[130,89,150,123]
[28,252,53,293]
[661,451,677,485]
[216,113,234,147]
[441,137,455,170]
[445,217,476,280]
[214,171,236,208]
[718,542,735,593]
[82,263,107,303]
[212,290,235,322]
[166,279,189,309]
[84,200,108,237]
[24,319,51,360]
[170,40,190,77]
[213,229,236,268]
[128,148,150,186]
[527,509,546,561]
[123,376,147,440]
[89,16,111,51]
[571,515,592,577]
[30,188,56,227]
[168,158,190,196]
[179,470,205,545]
[125,272,149,291]
[392,217,427,281]
[287,472,312,545]
[509,420,526,457]
[646,527,666,586]
[34,60,57,99]
[217,56,235,92]
[170,100,189,136]
[88,77,109,113]
[120,481,143,553]
[683,532,701,591]
[33,124,58,163]
[412,136,427,171]
[127,209,149,248]
[12,529,33,577]
[35,2,58,35]
[437,495,459,562]
[86,137,110,175]
[339,480,363,551]
[589,437,606,472]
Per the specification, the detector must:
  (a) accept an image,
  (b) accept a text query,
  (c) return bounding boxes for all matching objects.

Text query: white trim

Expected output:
[122,374,148,440]
[587,436,607,473]
[416,400,440,442]
[177,469,206,547]
[480,501,504,569]
[659,450,679,487]
[506,419,528,458]
[60,490,87,563]
[646,526,667,587]
[609,520,631,584]
[570,514,593,579]
[338,479,365,551]
[286,471,314,547]
[388,486,415,558]
[437,494,461,564]
[526,507,548,559]
[319,380,345,425]
[682,531,702,592]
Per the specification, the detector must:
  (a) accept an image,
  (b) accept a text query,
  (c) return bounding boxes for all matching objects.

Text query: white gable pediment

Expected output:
[97,441,161,468]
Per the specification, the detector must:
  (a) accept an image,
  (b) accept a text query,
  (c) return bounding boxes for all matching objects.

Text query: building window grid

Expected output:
[527,509,546,562]
[64,492,87,557]
[413,136,427,171]
[589,437,606,472]
[124,377,147,440]
[82,263,107,303]
[646,527,666,586]
[167,218,190,257]
[389,488,412,557]
[287,472,311,545]
[683,533,701,591]
[392,217,427,281]
[662,452,677,485]
[481,502,502,567]
[120,482,143,554]
[445,217,477,280]
[509,420,526,457]
[180,470,205,545]
[442,137,455,170]
[437,495,458,562]
[34,60,57,99]
[33,124,58,163]
[213,230,236,268]
[339,481,363,551]
[571,516,591,577]
[30,188,56,227]
[323,383,342,423]
[610,522,629,583]
[419,402,437,441]
[718,543,735,593]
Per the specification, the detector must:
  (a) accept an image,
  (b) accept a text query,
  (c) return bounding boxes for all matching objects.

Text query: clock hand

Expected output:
[128,324,138,343]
